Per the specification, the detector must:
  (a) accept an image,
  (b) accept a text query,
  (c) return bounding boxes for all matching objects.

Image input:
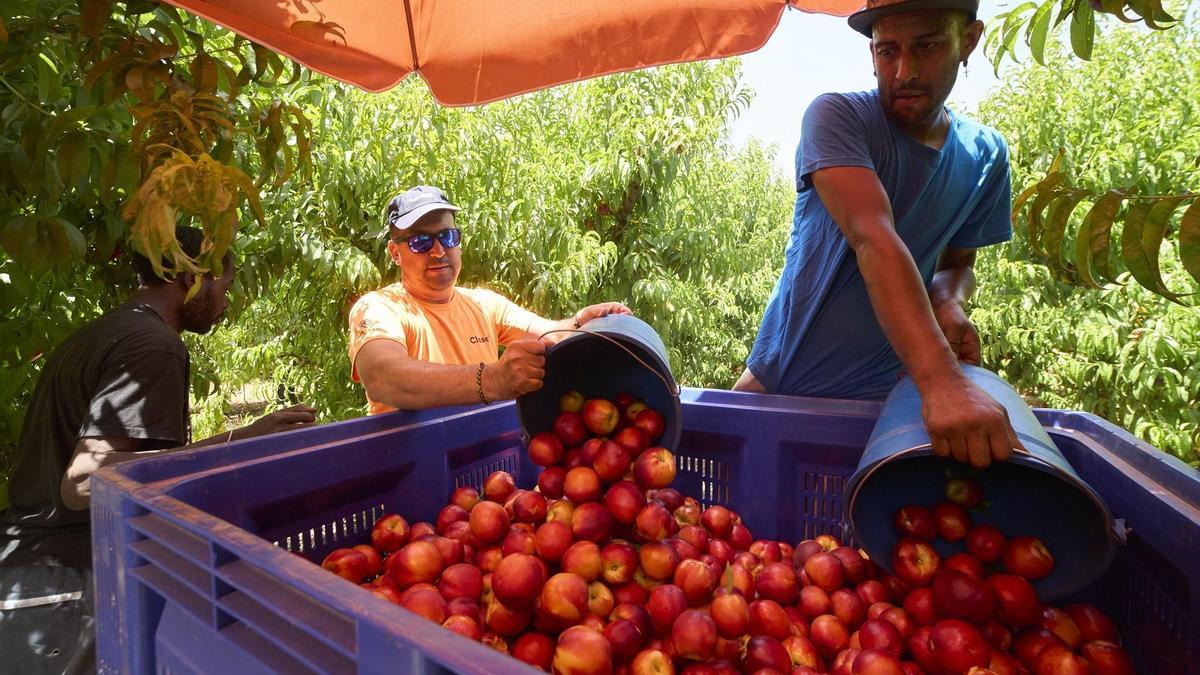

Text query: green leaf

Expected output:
[1179,199,1200,287]
[1127,0,1176,28]
[1027,1,1056,66]
[0,216,31,262]
[1098,0,1138,22]
[1070,0,1095,60]
[1053,0,1076,26]
[32,106,97,178]
[1043,189,1088,278]
[48,218,87,264]
[1004,4,1038,48]
[987,4,1037,73]
[1074,190,1125,288]
[36,57,52,104]
[1019,168,1067,258]
[56,132,91,190]
[1122,196,1188,301]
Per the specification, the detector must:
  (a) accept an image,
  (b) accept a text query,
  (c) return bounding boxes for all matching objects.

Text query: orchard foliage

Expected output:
[973,21,1199,464]
[984,4,1198,302]
[1,0,318,476]
[187,64,794,438]
[2,0,1197,492]
[0,2,794,478]
[986,0,1178,67]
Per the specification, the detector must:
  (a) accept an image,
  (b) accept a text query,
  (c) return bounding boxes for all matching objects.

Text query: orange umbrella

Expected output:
[161,0,863,106]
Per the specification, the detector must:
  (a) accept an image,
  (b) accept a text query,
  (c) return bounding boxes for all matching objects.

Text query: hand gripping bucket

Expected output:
[516,314,682,452]
[844,365,1119,600]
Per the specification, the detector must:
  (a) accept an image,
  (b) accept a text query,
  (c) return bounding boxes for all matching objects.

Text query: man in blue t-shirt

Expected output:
[736,0,1025,469]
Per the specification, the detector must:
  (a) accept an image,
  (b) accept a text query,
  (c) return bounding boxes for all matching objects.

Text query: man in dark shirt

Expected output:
[0,226,315,674]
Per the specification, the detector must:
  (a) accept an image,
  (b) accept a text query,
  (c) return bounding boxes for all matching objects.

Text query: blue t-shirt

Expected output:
[747,90,1012,400]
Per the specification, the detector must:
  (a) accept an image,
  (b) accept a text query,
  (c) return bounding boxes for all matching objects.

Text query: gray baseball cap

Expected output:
[385,185,461,233]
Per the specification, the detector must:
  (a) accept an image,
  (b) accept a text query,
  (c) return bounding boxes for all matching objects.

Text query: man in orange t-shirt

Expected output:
[348,186,630,414]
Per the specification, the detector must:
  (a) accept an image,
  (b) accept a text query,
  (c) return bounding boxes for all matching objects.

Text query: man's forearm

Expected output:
[854,230,964,390]
[366,359,486,410]
[61,440,174,510]
[929,264,976,309]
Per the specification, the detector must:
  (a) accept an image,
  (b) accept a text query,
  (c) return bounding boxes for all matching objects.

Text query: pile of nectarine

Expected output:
[318,394,1133,675]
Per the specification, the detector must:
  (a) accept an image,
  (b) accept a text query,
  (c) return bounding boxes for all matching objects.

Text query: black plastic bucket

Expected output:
[516,315,682,451]
[844,365,1118,600]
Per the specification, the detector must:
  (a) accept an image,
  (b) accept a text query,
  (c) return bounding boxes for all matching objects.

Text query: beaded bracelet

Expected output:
[475,362,491,405]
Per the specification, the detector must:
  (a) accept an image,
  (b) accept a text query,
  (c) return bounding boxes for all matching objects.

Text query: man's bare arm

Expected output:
[355,338,546,410]
[61,405,317,509]
[812,166,1021,467]
[931,247,982,365]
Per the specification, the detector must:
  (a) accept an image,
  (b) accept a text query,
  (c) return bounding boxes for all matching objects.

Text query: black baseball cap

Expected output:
[848,0,979,37]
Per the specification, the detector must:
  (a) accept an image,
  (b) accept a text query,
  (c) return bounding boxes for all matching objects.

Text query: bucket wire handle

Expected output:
[538,328,682,397]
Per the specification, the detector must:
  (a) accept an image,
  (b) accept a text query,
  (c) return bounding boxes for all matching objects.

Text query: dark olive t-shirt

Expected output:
[1,303,190,533]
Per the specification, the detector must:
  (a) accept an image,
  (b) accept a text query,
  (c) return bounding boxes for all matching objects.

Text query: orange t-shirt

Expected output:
[347,283,543,414]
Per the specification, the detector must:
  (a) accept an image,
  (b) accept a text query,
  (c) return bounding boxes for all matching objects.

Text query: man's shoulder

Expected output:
[353,282,413,310]
[952,112,1009,154]
[85,304,186,358]
[800,91,891,151]
[806,90,879,120]
[455,286,512,308]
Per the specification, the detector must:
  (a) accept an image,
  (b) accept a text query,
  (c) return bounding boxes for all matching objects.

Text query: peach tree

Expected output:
[973,20,1199,465]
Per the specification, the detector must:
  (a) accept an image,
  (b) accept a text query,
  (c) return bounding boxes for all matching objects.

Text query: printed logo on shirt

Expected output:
[356,319,374,336]
[469,335,491,344]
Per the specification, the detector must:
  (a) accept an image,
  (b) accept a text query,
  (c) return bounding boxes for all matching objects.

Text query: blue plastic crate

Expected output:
[90,389,1200,675]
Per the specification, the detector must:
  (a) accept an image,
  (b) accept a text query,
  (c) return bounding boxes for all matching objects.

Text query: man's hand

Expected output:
[933,300,981,365]
[485,339,547,400]
[574,302,632,327]
[922,374,1024,469]
[239,404,317,438]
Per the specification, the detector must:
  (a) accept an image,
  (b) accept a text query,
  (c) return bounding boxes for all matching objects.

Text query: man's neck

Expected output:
[128,287,184,332]
[897,108,951,150]
[402,280,456,305]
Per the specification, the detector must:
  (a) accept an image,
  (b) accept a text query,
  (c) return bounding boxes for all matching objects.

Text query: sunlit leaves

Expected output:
[179,61,792,439]
[1013,159,1198,302]
[986,2,1037,74]
[1,0,315,286]
[1181,200,1200,287]
[122,150,262,292]
[975,21,1199,465]
[986,0,1177,70]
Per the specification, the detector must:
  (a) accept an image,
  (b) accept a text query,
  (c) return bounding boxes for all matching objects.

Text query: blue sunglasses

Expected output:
[400,228,461,254]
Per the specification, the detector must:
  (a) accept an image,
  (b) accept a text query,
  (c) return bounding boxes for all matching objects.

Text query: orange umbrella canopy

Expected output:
[163,0,863,106]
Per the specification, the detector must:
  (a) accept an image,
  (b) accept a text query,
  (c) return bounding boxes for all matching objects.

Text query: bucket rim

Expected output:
[846,443,1117,537]
[845,443,1119,599]
[517,316,683,451]
[540,323,681,399]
